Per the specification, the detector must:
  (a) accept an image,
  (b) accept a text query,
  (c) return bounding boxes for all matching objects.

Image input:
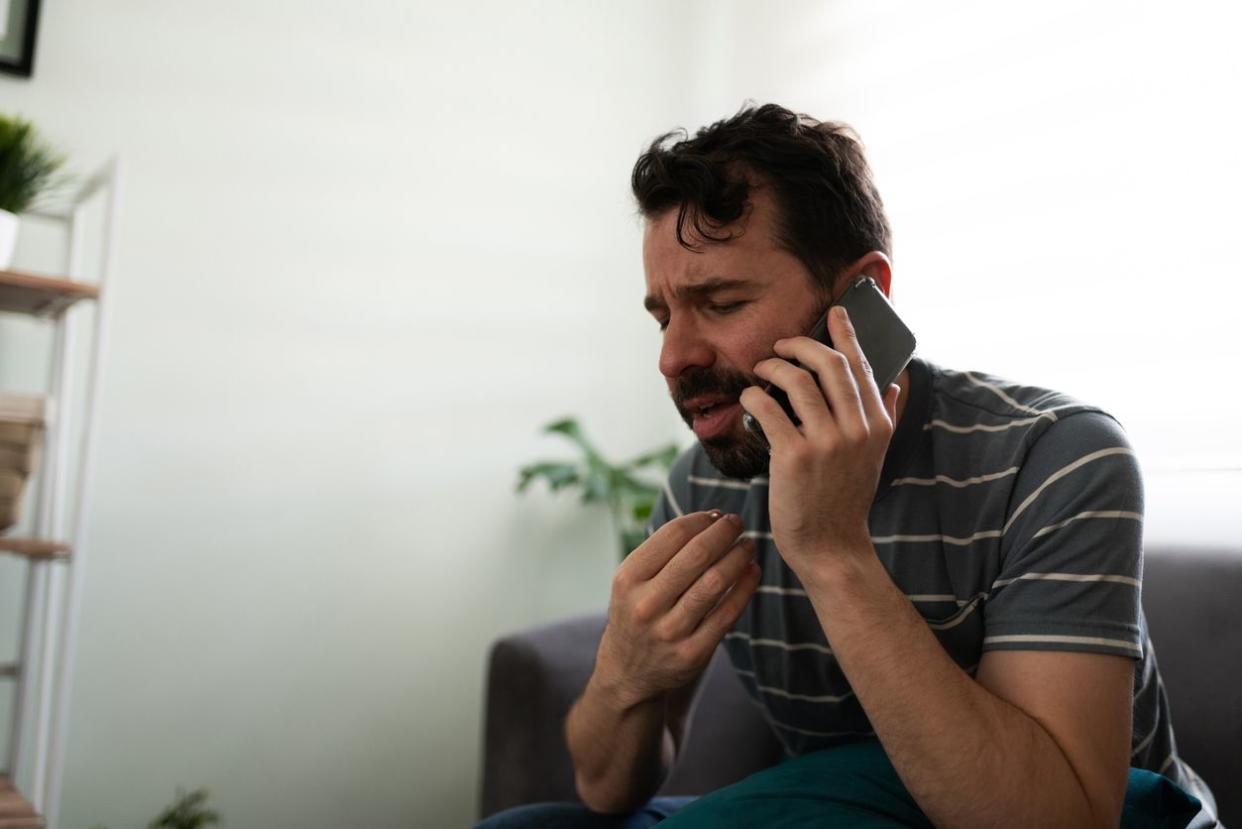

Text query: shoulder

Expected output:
[920,360,1129,464]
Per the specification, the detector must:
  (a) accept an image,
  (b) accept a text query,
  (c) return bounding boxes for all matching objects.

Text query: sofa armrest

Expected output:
[478,612,782,820]
[478,613,607,818]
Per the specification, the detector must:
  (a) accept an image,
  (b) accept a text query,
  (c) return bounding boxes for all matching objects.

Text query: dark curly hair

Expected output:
[631,103,891,293]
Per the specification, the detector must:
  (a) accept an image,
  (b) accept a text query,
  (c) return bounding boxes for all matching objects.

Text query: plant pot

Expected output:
[0,209,17,269]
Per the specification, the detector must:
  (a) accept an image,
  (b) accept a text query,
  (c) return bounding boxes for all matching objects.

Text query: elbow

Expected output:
[573,772,653,816]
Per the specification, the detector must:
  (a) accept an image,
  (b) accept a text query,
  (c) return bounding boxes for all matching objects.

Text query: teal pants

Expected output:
[659,739,1212,829]
[477,740,1213,828]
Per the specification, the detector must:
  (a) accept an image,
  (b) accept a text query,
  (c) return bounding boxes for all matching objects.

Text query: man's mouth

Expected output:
[684,396,742,441]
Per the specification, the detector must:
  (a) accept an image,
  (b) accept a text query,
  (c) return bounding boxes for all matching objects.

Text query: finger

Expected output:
[622,510,723,583]
[825,305,886,421]
[884,383,901,425]
[751,357,833,433]
[689,561,762,649]
[667,535,757,637]
[646,512,746,609]
[774,330,866,438]
[739,385,803,449]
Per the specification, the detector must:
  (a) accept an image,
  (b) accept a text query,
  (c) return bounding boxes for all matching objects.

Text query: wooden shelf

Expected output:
[0,269,99,318]
[0,775,43,829]
[0,537,71,561]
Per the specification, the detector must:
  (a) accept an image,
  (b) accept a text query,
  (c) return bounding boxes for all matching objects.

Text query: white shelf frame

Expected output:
[3,159,122,829]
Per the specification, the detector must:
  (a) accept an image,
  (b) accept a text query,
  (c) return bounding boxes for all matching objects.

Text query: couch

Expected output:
[479,546,1241,825]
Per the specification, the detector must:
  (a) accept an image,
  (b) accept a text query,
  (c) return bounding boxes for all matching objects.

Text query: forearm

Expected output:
[803,553,1107,829]
[565,672,671,814]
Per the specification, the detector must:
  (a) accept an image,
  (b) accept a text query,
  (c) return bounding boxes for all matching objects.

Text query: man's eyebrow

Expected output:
[643,278,756,311]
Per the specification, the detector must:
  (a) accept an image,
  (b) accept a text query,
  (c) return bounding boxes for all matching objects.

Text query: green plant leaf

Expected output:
[147,787,220,829]
[543,417,606,465]
[0,115,69,214]
[516,461,583,493]
[623,442,680,471]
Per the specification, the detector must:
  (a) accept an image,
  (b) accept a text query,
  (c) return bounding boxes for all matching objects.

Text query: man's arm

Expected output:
[566,512,759,814]
[564,665,707,814]
[741,304,1134,828]
[800,553,1132,829]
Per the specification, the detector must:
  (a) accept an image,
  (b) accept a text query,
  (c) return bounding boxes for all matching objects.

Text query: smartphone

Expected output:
[742,276,917,448]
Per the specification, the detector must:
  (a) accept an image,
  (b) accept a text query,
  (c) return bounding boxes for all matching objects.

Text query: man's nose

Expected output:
[659,315,715,380]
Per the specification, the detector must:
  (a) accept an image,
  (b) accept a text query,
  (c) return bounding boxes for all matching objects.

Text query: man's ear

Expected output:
[834,251,894,297]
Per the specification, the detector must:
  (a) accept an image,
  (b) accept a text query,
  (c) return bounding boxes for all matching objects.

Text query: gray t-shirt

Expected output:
[649,357,1212,806]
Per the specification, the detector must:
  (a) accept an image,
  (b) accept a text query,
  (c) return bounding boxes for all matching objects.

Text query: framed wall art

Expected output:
[0,0,42,78]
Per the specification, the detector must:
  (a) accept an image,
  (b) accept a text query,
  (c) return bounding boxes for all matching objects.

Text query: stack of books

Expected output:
[0,393,45,532]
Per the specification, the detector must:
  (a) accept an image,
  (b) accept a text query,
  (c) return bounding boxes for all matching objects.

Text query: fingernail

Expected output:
[724,513,742,528]
[834,305,849,320]
[708,509,723,520]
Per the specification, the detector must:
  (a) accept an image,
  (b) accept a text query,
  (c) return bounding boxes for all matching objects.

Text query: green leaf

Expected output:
[543,417,606,465]
[0,114,69,213]
[516,461,583,493]
[147,787,220,829]
[623,443,680,471]
[631,501,654,522]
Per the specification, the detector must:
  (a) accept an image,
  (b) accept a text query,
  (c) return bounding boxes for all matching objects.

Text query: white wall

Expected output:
[681,0,1242,546]
[1,2,695,827]
[2,2,1239,827]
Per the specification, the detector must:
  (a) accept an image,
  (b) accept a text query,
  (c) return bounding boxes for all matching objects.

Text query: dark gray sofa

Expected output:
[479,546,1241,825]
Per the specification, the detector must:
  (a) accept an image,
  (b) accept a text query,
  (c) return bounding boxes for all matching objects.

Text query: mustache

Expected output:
[671,367,756,418]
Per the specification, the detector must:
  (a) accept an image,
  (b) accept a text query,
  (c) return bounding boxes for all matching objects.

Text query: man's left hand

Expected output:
[739,305,901,580]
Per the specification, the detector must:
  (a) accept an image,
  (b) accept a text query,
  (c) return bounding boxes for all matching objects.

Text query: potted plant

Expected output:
[0,114,66,269]
[93,787,221,829]
[517,417,680,558]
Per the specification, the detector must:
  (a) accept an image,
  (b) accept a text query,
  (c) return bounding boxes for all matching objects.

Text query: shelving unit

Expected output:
[0,161,121,829]
[0,774,43,828]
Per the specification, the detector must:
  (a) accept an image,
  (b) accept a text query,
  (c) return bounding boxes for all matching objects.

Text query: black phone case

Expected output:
[743,277,916,447]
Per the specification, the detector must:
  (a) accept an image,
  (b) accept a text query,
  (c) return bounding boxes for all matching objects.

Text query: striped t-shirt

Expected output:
[649,357,1213,807]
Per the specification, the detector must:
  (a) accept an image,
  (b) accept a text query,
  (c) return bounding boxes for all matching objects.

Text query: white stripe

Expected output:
[687,475,756,491]
[663,480,684,518]
[735,669,855,703]
[754,529,1002,547]
[963,373,1059,416]
[906,594,972,606]
[926,594,987,630]
[1131,719,1160,758]
[872,530,1003,547]
[983,633,1142,655]
[991,571,1141,590]
[1030,510,1143,539]
[1003,447,1136,534]
[891,467,1019,489]
[725,631,832,654]
[923,413,1056,434]
[1136,658,1156,699]
[759,586,973,608]
[756,585,808,597]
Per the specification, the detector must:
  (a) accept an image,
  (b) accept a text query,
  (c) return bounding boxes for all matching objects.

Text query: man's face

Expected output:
[643,186,825,479]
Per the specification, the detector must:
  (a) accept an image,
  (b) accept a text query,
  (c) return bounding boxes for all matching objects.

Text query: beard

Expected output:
[672,366,770,480]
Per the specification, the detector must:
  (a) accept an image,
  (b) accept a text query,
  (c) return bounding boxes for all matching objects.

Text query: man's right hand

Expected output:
[591,510,761,710]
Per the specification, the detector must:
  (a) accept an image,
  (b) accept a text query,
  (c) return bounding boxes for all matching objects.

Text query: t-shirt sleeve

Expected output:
[983,411,1145,659]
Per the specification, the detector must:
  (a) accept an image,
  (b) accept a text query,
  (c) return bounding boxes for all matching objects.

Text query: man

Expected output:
[478,104,1216,828]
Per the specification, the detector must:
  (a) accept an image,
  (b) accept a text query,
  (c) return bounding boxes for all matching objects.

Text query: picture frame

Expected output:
[0,0,42,78]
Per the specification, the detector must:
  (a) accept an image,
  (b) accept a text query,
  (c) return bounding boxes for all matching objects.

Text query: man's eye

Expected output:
[709,302,746,315]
